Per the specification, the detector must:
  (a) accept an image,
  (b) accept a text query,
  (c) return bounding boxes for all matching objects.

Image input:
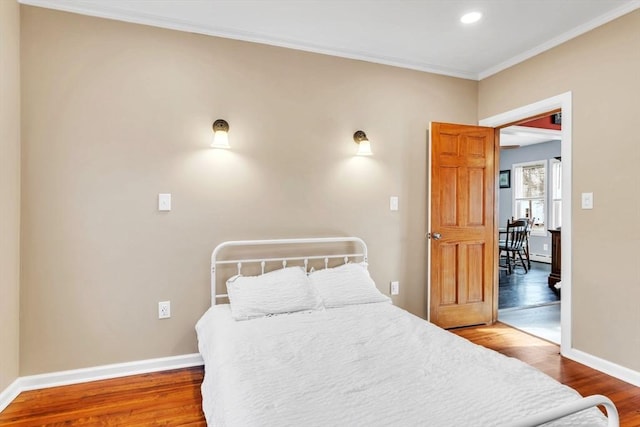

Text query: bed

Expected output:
[196,237,618,426]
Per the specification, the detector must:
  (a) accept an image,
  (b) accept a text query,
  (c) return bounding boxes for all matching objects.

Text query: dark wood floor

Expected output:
[1,323,638,426]
[499,261,559,309]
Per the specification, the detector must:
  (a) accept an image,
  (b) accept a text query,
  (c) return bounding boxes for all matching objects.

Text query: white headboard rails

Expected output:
[210,237,368,306]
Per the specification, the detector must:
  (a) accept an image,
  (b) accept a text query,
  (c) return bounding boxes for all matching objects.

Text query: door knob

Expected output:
[428,232,442,240]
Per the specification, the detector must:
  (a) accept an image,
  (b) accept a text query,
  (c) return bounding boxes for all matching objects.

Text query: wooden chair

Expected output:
[499,218,529,274]
[516,217,533,269]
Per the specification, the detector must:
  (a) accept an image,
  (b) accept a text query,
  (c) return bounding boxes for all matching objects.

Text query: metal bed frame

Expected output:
[208,236,619,427]
[211,236,367,306]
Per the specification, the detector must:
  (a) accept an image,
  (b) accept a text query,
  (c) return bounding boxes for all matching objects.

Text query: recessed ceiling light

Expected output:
[460,11,482,24]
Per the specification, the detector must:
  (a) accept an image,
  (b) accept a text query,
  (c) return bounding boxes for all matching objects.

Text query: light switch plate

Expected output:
[390,196,399,211]
[158,193,171,211]
[581,192,593,209]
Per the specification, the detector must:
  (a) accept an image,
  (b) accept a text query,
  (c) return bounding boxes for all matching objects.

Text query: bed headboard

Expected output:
[210,237,368,306]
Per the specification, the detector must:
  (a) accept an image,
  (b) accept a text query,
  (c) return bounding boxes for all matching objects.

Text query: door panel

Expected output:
[440,243,458,304]
[440,167,458,225]
[468,168,485,225]
[429,122,497,328]
[466,243,484,303]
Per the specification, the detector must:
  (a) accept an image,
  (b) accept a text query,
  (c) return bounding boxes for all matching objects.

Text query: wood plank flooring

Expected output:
[452,323,640,426]
[0,366,206,426]
[1,323,638,426]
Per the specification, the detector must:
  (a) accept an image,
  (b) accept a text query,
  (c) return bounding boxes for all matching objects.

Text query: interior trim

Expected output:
[480,91,572,355]
[478,0,640,79]
[481,92,640,386]
[17,0,476,80]
[0,379,21,414]
[20,0,640,81]
[0,353,204,413]
[564,348,640,387]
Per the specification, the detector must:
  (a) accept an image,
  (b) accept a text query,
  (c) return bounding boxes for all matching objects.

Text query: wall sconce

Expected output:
[211,119,230,149]
[353,130,372,156]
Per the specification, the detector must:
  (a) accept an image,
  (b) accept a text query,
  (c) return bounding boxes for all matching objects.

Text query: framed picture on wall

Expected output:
[499,170,511,189]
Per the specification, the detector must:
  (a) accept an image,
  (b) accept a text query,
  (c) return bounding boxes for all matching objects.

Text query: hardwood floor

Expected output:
[1,323,638,426]
[0,367,206,426]
[453,323,640,427]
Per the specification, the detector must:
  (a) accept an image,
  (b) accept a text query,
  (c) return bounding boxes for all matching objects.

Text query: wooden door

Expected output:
[428,122,498,328]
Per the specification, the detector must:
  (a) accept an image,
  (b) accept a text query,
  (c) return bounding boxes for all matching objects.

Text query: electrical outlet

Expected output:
[543,243,549,251]
[390,281,400,296]
[158,301,171,319]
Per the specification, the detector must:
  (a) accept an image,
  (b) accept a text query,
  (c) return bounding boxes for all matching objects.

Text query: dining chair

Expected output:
[498,218,529,274]
[516,217,533,269]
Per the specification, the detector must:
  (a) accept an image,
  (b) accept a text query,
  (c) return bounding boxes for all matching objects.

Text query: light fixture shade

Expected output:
[356,139,373,156]
[211,119,230,149]
[353,130,373,156]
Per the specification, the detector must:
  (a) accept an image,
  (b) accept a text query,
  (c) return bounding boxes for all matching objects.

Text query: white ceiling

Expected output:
[500,126,561,148]
[21,0,640,80]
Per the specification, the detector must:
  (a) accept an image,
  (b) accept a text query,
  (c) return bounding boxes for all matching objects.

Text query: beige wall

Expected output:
[20,6,477,374]
[10,0,640,384]
[0,0,21,391]
[480,10,640,371]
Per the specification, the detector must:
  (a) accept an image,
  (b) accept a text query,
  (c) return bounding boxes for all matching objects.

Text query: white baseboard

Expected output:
[4,348,639,414]
[530,253,551,263]
[0,378,22,414]
[0,353,203,413]
[563,347,640,387]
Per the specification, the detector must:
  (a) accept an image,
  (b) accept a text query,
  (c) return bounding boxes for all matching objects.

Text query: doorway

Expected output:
[480,92,572,354]
[496,120,562,343]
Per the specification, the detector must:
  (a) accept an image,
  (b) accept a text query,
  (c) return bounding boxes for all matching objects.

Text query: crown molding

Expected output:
[18,0,640,82]
[478,0,640,80]
[18,0,478,80]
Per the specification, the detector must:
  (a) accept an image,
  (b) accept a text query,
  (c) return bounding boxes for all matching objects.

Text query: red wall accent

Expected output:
[520,115,561,130]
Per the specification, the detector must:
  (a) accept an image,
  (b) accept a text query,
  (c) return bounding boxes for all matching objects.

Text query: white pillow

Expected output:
[226,266,323,321]
[308,263,391,308]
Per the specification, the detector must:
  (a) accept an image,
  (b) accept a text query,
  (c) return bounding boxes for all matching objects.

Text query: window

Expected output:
[513,161,546,235]
[550,158,562,230]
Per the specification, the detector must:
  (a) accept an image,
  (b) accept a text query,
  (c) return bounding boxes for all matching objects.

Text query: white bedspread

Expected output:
[196,303,606,427]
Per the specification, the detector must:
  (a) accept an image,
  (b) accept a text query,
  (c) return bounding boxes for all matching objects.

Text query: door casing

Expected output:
[478,92,572,355]
[469,92,639,387]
